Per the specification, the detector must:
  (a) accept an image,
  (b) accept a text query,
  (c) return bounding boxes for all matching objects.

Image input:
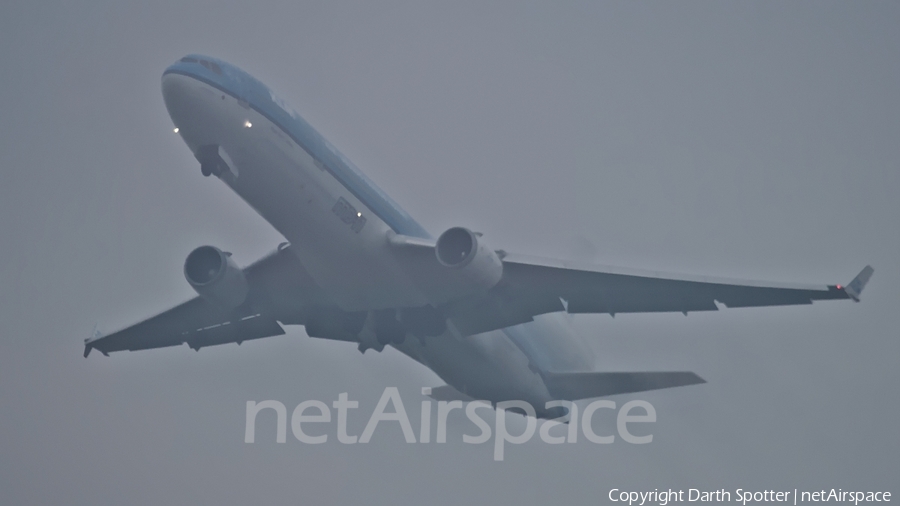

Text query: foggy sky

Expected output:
[1,1,897,504]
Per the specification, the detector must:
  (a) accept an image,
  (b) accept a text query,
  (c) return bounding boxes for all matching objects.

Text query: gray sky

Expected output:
[1,1,897,504]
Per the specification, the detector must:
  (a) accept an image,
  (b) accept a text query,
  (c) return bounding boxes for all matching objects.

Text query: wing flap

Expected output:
[715,285,823,308]
[184,314,285,350]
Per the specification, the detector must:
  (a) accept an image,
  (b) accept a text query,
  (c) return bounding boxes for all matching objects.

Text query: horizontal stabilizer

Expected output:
[543,371,706,400]
[844,265,874,302]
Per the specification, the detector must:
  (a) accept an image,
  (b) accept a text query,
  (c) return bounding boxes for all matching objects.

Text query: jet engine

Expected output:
[184,245,249,311]
[435,227,503,292]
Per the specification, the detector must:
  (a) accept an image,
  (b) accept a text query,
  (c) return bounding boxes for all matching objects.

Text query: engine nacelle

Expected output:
[184,245,249,311]
[435,227,503,293]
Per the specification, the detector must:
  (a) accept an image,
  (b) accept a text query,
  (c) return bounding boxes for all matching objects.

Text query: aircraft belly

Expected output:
[502,313,597,373]
[184,81,427,311]
[394,328,554,409]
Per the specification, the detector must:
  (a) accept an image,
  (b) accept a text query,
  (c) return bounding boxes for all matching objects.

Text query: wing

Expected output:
[84,244,337,357]
[441,253,873,336]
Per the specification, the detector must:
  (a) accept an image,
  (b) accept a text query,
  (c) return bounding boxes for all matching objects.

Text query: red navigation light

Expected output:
[836,284,842,290]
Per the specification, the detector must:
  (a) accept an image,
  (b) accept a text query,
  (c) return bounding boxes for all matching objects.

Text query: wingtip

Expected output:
[84,324,104,358]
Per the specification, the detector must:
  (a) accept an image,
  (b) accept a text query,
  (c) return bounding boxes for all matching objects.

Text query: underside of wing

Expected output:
[84,244,336,357]
[442,252,872,336]
[84,297,286,357]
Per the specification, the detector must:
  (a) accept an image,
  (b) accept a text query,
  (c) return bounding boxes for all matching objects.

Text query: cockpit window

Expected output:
[178,56,223,76]
[198,59,223,75]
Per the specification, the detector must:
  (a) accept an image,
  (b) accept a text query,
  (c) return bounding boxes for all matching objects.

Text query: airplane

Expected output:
[84,54,873,417]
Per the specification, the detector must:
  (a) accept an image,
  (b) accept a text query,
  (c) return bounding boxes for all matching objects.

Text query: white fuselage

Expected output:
[161,70,594,409]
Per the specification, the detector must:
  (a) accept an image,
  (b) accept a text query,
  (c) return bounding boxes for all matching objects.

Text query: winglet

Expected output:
[843,265,874,302]
[83,324,103,358]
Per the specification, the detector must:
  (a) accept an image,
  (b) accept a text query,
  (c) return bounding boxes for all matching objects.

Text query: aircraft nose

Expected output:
[161,70,222,142]
[161,71,194,117]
